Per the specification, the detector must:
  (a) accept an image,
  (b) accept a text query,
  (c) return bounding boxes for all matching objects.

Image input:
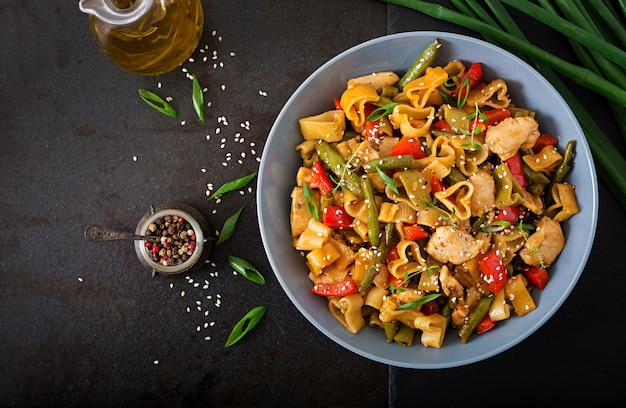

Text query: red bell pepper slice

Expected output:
[431,119,453,133]
[430,175,445,193]
[385,245,400,264]
[524,265,549,290]
[493,205,521,224]
[478,251,507,294]
[390,137,427,159]
[309,161,334,196]
[312,279,358,297]
[476,314,496,334]
[333,98,342,110]
[532,133,558,153]
[480,107,511,127]
[455,62,482,102]
[322,205,354,230]
[421,300,440,316]
[505,152,527,190]
[388,275,406,291]
[402,224,429,240]
[362,120,381,140]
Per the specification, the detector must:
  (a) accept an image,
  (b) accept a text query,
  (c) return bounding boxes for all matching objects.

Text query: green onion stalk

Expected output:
[382,0,626,210]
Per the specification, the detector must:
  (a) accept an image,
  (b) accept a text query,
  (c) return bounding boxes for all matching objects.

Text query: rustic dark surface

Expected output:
[1,0,624,407]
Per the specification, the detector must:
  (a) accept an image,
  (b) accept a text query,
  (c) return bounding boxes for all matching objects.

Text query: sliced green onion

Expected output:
[227,255,265,285]
[138,89,178,118]
[216,206,244,246]
[366,102,399,122]
[302,182,320,221]
[191,74,205,123]
[209,172,257,200]
[224,305,268,348]
[375,165,399,194]
[396,293,442,310]
[481,220,511,233]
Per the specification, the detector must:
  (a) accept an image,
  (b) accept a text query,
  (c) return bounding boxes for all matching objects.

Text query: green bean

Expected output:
[383,320,400,343]
[358,222,394,292]
[368,310,384,330]
[378,85,400,99]
[458,295,494,344]
[522,162,550,185]
[363,176,380,247]
[371,95,396,108]
[397,39,440,90]
[362,155,421,173]
[314,140,363,197]
[470,214,488,235]
[444,167,467,184]
[555,140,576,182]
[393,323,415,347]
[441,297,456,320]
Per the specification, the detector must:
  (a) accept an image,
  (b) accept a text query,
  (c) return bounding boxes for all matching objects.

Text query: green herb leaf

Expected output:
[216,206,244,246]
[209,172,257,200]
[375,166,399,194]
[481,220,511,233]
[302,182,320,221]
[227,255,265,285]
[395,293,442,311]
[224,305,268,348]
[365,102,399,122]
[191,74,205,123]
[138,89,178,118]
[457,76,471,108]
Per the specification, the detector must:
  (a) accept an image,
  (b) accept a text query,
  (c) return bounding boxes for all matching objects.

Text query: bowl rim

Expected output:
[257,31,599,368]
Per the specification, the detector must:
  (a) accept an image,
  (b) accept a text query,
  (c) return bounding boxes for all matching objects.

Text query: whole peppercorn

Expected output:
[145,214,197,267]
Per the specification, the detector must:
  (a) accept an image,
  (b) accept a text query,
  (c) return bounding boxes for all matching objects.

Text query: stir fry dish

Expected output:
[289,40,579,348]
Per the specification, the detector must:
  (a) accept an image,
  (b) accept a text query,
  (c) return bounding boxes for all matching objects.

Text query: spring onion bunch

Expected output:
[383,0,626,209]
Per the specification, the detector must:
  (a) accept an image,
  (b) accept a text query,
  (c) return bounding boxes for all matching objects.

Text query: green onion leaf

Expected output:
[302,182,320,221]
[224,305,268,348]
[191,74,205,123]
[227,255,265,285]
[396,293,442,310]
[457,76,471,108]
[375,165,399,194]
[366,102,399,122]
[481,220,511,233]
[209,172,257,200]
[138,89,178,118]
[216,206,244,246]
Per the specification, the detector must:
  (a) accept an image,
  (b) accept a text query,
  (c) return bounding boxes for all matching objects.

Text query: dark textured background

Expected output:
[1,1,623,406]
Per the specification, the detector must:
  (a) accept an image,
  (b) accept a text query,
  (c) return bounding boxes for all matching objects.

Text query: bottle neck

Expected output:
[79,0,160,27]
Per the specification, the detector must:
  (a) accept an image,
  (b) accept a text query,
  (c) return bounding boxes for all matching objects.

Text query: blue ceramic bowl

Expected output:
[257,32,598,368]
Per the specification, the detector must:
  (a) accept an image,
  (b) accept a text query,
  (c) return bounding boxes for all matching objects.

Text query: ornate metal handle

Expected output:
[84,225,160,243]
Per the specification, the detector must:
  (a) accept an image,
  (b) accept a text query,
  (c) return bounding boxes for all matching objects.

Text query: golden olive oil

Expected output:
[88,0,203,75]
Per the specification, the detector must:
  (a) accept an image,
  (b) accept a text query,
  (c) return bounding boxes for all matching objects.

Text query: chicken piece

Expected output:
[439,265,464,300]
[519,216,565,266]
[425,226,483,265]
[347,71,400,90]
[485,116,540,161]
[469,169,495,216]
